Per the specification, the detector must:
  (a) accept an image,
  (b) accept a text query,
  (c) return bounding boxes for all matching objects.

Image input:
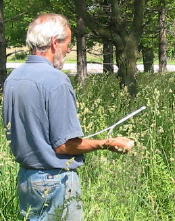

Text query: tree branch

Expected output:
[5,12,26,23]
[75,1,110,36]
[74,0,123,47]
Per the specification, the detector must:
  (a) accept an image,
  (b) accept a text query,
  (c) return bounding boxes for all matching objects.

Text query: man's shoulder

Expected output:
[6,62,70,89]
[44,68,71,89]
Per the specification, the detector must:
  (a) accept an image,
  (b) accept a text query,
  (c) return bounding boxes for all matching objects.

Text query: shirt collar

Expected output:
[26,55,53,66]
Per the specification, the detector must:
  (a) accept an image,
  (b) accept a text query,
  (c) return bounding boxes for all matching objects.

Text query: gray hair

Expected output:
[26,13,70,52]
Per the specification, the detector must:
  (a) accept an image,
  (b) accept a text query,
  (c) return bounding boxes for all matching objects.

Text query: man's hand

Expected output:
[105,137,135,153]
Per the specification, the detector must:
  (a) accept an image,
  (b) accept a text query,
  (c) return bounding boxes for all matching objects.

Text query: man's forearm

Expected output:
[55,137,134,155]
[55,138,106,155]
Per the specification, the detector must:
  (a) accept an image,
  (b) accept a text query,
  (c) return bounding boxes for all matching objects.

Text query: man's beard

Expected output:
[53,49,64,70]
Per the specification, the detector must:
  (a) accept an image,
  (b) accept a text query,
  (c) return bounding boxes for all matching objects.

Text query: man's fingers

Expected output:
[114,146,128,153]
[127,140,135,148]
[113,139,135,153]
[106,137,135,153]
[115,146,123,152]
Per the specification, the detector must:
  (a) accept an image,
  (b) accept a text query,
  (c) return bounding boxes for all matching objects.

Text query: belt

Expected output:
[20,166,77,173]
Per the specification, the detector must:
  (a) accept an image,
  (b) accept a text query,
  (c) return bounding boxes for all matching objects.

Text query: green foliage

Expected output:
[0,98,20,220]
[4,0,77,47]
[11,51,28,61]
[141,0,175,58]
[0,72,175,220]
[4,0,175,62]
[75,72,175,220]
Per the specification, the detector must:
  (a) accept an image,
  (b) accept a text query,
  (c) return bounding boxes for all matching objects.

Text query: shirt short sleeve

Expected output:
[48,82,84,148]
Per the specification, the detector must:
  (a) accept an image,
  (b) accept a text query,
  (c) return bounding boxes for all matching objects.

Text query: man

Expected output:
[3,13,134,221]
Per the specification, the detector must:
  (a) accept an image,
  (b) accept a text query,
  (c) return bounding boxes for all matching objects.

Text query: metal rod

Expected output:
[84,106,146,138]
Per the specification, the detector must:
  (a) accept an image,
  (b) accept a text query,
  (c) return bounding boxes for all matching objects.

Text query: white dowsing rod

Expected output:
[84,106,147,138]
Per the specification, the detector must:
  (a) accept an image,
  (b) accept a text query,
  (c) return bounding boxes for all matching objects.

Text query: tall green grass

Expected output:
[0,72,174,220]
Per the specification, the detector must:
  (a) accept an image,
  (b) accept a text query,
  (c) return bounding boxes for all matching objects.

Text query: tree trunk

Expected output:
[0,0,6,90]
[116,34,138,96]
[159,0,167,73]
[77,17,87,84]
[142,46,154,73]
[112,0,144,96]
[103,40,114,74]
[74,0,145,95]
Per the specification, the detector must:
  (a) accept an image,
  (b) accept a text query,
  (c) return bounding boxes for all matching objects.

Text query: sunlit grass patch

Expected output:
[0,72,175,220]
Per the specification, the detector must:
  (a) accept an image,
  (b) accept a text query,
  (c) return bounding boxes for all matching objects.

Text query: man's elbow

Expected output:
[55,144,67,154]
[55,138,82,155]
[55,144,75,155]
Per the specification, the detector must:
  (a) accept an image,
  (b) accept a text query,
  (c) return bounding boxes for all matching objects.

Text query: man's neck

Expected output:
[34,49,54,64]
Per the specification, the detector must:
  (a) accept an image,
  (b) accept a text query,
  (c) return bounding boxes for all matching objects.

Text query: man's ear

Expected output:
[51,37,57,52]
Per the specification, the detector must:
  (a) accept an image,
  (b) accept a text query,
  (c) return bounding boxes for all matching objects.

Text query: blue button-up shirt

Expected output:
[3,55,84,169]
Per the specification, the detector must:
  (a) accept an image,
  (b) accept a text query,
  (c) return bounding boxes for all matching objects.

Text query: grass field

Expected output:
[0,72,175,220]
